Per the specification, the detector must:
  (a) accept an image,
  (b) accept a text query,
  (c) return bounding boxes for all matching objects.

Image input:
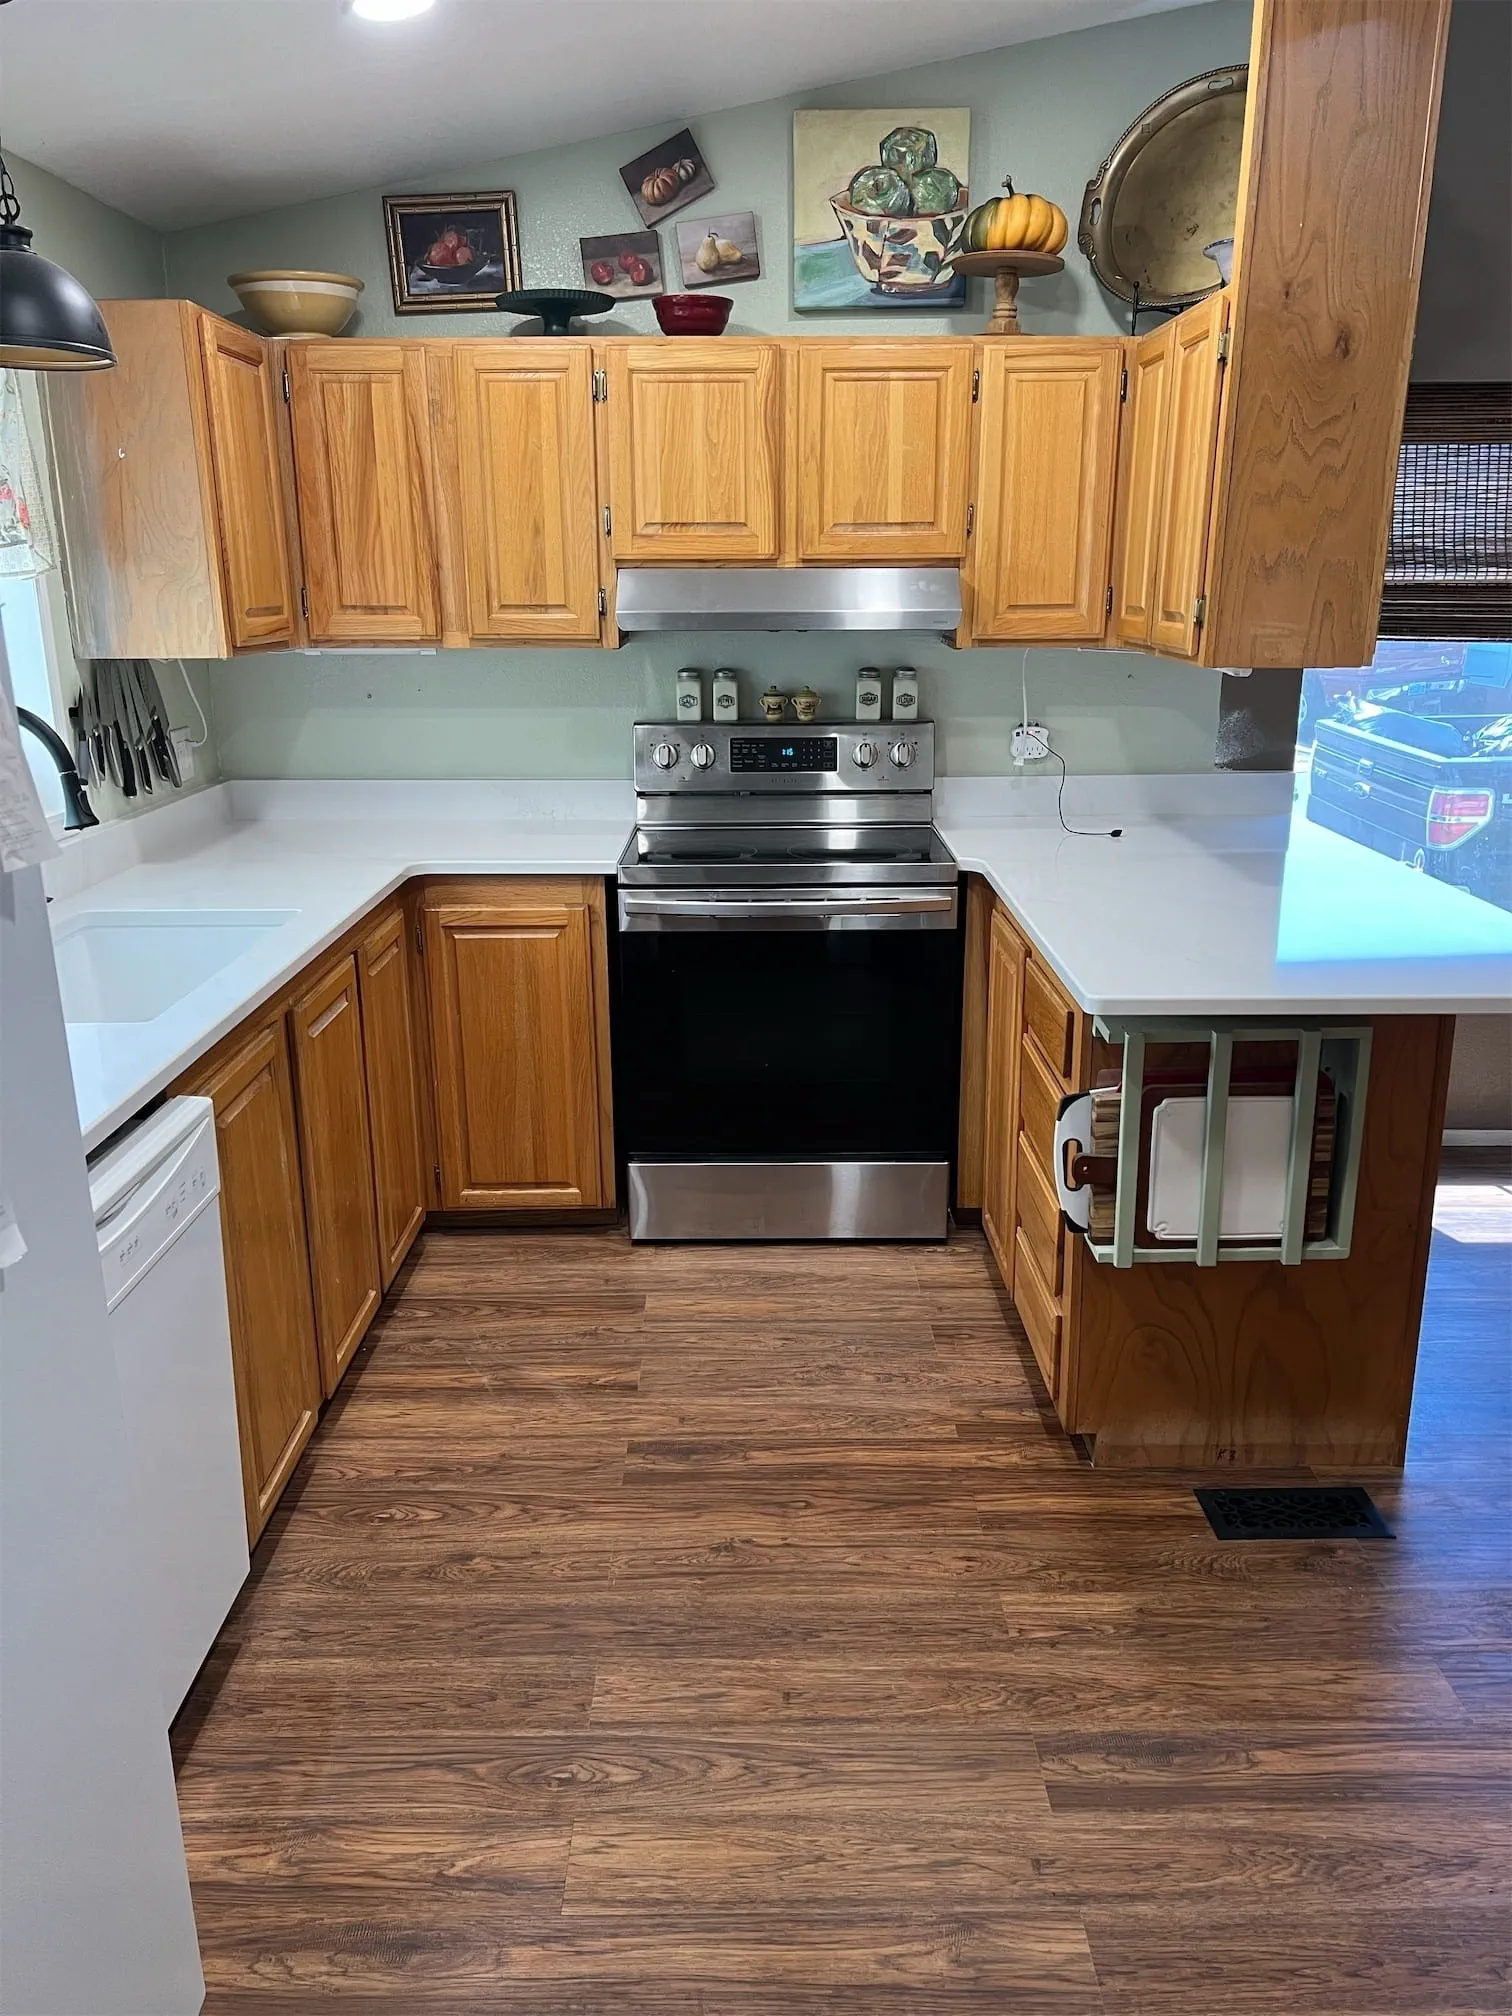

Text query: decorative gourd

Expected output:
[961,177,1068,256]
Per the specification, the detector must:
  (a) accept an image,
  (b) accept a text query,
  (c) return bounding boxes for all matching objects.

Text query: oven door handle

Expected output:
[619,888,958,929]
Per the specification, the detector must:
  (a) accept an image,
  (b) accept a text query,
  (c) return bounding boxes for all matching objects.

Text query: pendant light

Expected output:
[0,144,115,370]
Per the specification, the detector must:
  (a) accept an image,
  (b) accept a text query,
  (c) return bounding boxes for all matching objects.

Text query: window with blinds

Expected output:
[1382,383,1512,639]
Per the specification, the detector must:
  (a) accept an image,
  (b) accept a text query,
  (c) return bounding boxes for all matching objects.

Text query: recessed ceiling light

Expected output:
[348,0,435,21]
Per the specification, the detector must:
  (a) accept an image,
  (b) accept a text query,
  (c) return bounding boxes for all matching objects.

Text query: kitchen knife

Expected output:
[140,660,181,787]
[124,661,154,793]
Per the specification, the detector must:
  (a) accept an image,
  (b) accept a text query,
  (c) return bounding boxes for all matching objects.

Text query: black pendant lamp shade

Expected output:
[0,147,115,370]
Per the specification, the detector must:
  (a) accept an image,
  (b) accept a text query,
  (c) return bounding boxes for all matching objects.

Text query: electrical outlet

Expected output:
[1012,723,1051,763]
[171,728,196,781]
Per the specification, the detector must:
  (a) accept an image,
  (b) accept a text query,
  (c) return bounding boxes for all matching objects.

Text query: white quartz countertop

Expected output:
[51,773,1511,1156]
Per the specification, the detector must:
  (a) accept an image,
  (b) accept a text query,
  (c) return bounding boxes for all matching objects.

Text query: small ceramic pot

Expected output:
[791,687,821,723]
[760,688,789,723]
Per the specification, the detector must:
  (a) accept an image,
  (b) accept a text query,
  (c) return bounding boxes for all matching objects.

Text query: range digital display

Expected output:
[729,737,839,773]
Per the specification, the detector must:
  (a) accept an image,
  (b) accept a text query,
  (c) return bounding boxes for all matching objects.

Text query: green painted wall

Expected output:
[173,0,1250,781]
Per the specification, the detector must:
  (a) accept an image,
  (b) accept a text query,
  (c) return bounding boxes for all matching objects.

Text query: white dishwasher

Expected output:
[89,1096,249,1720]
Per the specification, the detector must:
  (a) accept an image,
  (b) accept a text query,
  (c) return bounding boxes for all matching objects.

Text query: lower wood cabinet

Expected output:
[187,1021,321,1543]
[290,951,383,1397]
[357,904,428,1287]
[981,903,1026,1285]
[422,878,612,1211]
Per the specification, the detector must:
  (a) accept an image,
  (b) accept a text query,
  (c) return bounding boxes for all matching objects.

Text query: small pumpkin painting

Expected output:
[620,128,715,226]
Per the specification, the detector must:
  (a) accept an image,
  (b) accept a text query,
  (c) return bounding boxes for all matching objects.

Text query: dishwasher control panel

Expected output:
[91,1102,221,1312]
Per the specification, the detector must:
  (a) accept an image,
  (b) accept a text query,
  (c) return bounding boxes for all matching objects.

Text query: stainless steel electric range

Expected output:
[614,721,962,1242]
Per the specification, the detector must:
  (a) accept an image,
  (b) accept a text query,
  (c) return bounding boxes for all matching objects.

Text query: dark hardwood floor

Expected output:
[173,1156,1512,2013]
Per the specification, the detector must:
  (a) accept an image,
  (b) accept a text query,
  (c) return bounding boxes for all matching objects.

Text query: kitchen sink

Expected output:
[52,909,297,1023]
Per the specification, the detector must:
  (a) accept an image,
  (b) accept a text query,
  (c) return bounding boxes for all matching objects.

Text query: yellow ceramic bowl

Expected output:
[227,270,364,338]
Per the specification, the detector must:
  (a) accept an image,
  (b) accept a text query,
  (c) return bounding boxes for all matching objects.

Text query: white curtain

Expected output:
[0,371,57,580]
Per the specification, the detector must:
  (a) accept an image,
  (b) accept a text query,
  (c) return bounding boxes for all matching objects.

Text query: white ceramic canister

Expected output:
[676,668,704,722]
[891,666,919,722]
[711,668,739,721]
[855,667,883,722]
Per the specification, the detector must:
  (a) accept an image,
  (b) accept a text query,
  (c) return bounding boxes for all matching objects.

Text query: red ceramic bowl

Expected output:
[653,293,733,336]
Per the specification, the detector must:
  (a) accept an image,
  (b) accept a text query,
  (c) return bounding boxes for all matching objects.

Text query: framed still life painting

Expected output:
[792,110,969,310]
[383,191,521,313]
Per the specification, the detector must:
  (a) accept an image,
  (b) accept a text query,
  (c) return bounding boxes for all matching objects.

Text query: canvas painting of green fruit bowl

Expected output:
[793,109,969,310]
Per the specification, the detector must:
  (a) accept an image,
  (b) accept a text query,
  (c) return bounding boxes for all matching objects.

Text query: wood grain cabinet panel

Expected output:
[291,953,383,1396]
[357,905,427,1288]
[1149,292,1229,659]
[981,904,1027,1288]
[197,315,298,649]
[423,882,609,1210]
[606,342,782,561]
[289,342,440,644]
[968,341,1121,640]
[798,343,972,560]
[451,344,601,642]
[188,1023,321,1543]
[1110,321,1173,650]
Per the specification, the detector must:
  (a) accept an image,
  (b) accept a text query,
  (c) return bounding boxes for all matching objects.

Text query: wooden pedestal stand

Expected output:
[950,250,1064,334]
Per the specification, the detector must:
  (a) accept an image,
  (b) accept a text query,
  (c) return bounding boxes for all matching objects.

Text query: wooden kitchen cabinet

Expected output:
[45,299,297,659]
[357,904,428,1287]
[1110,320,1172,649]
[446,343,602,643]
[980,903,1027,1290]
[186,1021,321,1543]
[290,951,384,1395]
[422,878,613,1210]
[797,342,973,561]
[604,341,783,561]
[288,341,440,644]
[968,341,1122,642]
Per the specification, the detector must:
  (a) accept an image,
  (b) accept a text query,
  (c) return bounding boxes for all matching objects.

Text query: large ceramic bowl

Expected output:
[830,190,969,295]
[227,270,364,338]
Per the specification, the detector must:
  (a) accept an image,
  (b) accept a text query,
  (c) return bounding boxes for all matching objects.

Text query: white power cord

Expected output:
[175,659,209,748]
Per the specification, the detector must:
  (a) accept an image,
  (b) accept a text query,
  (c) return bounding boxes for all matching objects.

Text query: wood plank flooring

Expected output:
[173,1157,1512,2013]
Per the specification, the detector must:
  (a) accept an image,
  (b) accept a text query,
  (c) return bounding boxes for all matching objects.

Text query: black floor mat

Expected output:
[1195,1484,1394,1541]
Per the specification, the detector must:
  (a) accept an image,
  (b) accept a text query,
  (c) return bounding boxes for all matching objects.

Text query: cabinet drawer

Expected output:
[1019,1032,1063,1174]
[1024,956,1077,1084]
[1015,1131,1064,1298]
[1012,1226,1061,1394]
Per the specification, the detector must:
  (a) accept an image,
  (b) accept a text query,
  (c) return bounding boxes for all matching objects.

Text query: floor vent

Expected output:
[1195,1484,1394,1541]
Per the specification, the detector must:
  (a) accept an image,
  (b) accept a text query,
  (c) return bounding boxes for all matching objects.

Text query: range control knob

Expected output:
[890,740,917,769]
[852,739,880,770]
[689,742,717,770]
[651,741,680,770]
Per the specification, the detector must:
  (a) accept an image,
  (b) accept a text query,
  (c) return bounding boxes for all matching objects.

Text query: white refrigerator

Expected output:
[0,647,205,2014]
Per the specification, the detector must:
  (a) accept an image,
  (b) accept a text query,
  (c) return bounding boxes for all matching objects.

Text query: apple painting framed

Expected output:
[580,232,662,300]
[383,191,521,313]
[793,110,969,310]
[675,211,760,288]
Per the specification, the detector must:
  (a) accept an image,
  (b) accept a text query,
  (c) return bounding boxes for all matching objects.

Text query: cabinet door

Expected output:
[196,316,297,650]
[194,1023,321,1543]
[424,885,606,1210]
[981,904,1027,1289]
[291,953,382,1396]
[969,342,1122,641]
[453,344,601,642]
[606,342,782,561]
[1110,322,1172,648]
[1149,293,1230,659]
[798,343,972,560]
[358,905,427,1288]
[289,342,440,644]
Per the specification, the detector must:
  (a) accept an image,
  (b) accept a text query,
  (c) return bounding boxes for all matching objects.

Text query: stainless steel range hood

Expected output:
[614,567,962,634]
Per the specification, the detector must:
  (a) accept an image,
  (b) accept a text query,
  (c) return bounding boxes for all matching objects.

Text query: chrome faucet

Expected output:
[16,707,99,830]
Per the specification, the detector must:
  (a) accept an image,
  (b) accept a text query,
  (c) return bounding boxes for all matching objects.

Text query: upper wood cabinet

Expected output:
[288,341,441,645]
[422,878,612,1211]
[290,952,383,1396]
[797,342,972,561]
[605,341,783,561]
[197,317,300,650]
[45,299,297,660]
[447,344,602,643]
[357,904,428,1288]
[185,1020,321,1544]
[968,341,1122,642]
[1110,322,1172,650]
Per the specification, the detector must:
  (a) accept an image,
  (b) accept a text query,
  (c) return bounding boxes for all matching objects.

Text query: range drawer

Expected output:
[1012,1226,1060,1394]
[1015,1129,1065,1298]
[1024,956,1078,1085]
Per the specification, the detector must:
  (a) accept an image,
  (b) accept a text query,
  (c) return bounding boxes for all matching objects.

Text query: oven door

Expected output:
[614,883,962,1240]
